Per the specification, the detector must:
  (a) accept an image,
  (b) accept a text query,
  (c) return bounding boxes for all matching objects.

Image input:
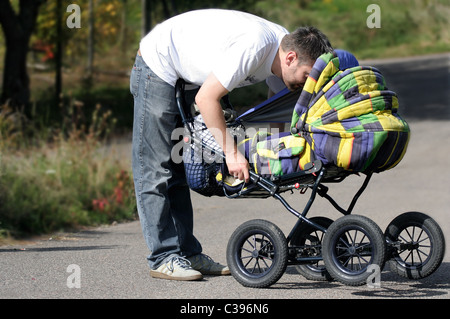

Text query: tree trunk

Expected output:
[2,32,30,109]
[55,0,62,105]
[141,0,152,38]
[0,0,46,112]
[87,0,94,79]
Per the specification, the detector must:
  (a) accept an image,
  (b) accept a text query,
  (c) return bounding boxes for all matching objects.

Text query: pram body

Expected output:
[176,52,445,288]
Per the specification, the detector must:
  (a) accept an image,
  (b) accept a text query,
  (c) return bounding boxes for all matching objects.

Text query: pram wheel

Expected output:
[290,216,334,282]
[322,215,386,286]
[226,219,288,288]
[385,211,445,280]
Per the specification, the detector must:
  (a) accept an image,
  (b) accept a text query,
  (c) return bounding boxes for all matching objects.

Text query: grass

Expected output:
[0,99,136,239]
[255,0,450,59]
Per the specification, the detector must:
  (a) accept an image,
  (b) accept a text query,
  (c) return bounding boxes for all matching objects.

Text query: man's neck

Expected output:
[271,47,282,77]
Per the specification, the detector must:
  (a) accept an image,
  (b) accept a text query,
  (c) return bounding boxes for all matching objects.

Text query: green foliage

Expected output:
[255,0,450,58]
[0,100,136,238]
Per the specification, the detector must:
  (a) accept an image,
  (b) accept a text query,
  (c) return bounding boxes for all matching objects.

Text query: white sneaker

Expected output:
[187,254,230,275]
[150,256,203,281]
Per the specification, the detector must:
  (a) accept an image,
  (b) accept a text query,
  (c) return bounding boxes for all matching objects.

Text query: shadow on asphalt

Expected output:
[269,263,450,298]
[0,245,120,253]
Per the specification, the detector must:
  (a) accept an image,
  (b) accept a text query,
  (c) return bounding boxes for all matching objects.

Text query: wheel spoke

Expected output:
[336,229,374,271]
[415,249,424,264]
[354,252,370,265]
[251,260,258,274]
[342,256,352,267]
[252,235,257,250]
[404,249,413,264]
[394,224,434,267]
[356,242,371,251]
[358,234,367,247]
[338,237,351,248]
[259,238,271,252]
[241,234,275,274]
[417,237,430,245]
[246,238,255,250]
[260,257,270,269]
[415,228,424,242]
[352,230,358,246]
[243,257,254,268]
[256,259,262,273]
[405,227,414,242]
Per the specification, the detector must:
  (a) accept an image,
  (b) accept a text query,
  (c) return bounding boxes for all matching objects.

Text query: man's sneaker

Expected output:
[150,256,203,281]
[187,254,230,275]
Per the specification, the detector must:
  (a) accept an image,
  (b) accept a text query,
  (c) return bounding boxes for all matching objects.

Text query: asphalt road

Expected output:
[1,53,449,303]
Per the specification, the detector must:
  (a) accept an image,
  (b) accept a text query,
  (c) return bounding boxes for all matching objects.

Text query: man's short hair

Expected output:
[281,26,333,65]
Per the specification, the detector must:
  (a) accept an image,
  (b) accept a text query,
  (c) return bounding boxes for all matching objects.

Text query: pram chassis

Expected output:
[175,80,445,288]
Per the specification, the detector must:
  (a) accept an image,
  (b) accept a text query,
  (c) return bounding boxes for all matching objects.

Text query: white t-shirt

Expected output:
[266,75,287,94]
[139,9,288,92]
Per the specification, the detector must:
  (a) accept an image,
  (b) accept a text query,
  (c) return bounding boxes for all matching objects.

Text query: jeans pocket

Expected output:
[130,64,142,98]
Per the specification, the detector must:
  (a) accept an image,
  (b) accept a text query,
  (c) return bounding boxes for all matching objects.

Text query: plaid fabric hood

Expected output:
[290,52,410,173]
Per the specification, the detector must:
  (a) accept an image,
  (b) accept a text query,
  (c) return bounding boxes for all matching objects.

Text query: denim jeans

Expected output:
[130,54,202,269]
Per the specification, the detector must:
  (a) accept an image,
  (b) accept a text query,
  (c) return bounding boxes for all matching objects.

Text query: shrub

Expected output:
[0,99,136,238]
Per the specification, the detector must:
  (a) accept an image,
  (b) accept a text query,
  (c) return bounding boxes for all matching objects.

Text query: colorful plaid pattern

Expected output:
[289,52,410,173]
[239,132,305,177]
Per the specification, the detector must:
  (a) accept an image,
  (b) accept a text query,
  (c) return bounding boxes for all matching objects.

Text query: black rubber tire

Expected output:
[385,211,445,279]
[322,215,386,286]
[290,216,334,281]
[226,219,288,288]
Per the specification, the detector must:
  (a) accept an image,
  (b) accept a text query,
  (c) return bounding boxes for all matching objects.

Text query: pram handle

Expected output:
[175,79,192,125]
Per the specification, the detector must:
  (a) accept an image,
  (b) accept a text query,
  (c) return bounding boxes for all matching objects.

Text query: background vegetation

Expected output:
[0,0,449,240]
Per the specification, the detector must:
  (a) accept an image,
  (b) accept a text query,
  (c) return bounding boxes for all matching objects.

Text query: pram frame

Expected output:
[175,80,445,288]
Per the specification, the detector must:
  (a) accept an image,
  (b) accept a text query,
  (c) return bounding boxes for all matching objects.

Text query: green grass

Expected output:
[0,102,136,239]
[255,0,450,59]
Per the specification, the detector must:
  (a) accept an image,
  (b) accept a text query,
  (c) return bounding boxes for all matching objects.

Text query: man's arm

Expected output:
[195,73,250,182]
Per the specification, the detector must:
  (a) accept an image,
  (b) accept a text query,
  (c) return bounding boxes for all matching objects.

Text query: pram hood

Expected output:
[236,52,410,173]
[287,52,411,173]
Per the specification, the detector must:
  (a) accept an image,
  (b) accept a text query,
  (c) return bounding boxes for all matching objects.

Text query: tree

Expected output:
[0,0,46,112]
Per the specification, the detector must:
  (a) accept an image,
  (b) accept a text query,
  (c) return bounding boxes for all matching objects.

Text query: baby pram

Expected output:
[176,52,445,288]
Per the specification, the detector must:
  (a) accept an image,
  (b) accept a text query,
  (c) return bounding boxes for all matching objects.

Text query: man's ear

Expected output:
[285,51,298,67]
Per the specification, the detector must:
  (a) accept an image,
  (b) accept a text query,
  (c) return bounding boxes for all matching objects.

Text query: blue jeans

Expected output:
[130,54,202,269]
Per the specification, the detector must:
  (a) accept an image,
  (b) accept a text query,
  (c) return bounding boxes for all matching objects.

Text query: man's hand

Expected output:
[195,73,250,183]
[225,149,250,182]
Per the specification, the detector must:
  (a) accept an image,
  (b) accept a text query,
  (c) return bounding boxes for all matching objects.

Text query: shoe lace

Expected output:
[199,254,216,264]
[167,256,192,272]
[192,254,219,270]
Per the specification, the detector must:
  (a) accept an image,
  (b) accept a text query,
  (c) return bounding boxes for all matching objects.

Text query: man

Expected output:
[130,9,333,281]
